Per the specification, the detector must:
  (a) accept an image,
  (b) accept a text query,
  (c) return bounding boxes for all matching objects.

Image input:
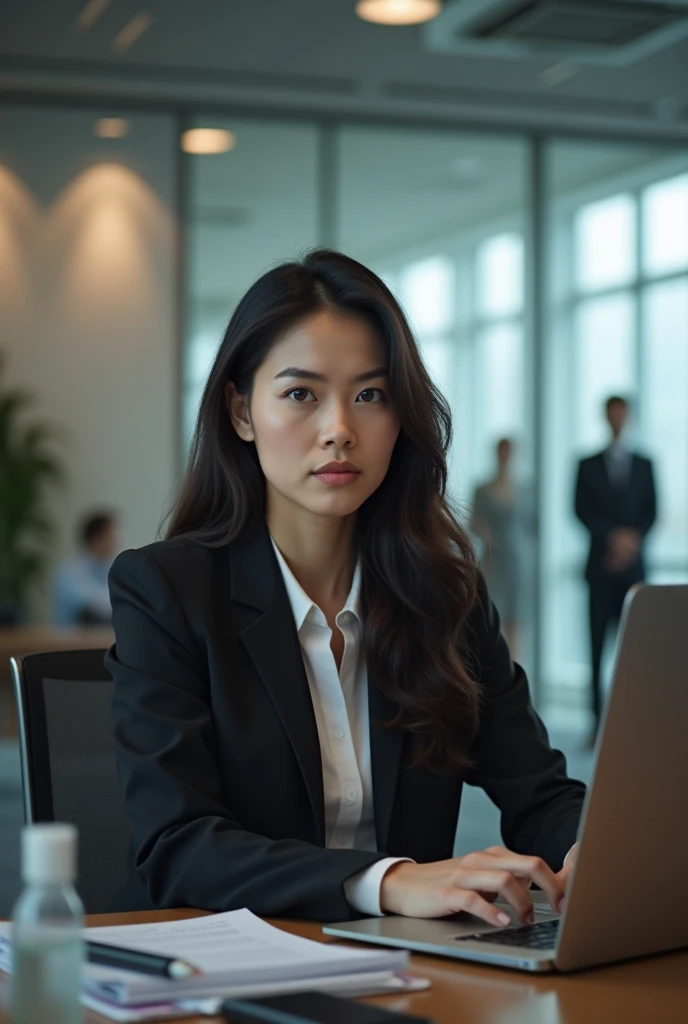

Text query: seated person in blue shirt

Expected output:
[53,511,119,626]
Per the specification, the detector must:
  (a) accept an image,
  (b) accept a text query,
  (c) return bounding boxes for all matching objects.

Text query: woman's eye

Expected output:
[284,387,386,403]
[285,388,314,402]
[357,388,385,403]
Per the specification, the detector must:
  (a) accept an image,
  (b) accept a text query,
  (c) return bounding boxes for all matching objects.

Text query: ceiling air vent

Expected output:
[424,0,688,65]
[472,1,684,47]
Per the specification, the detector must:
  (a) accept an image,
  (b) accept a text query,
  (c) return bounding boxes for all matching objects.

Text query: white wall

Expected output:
[0,104,178,621]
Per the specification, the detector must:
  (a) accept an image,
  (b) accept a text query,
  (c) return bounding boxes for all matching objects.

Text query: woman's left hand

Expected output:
[555,843,579,910]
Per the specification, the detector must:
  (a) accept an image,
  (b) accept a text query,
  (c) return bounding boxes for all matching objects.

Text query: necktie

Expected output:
[608,449,628,489]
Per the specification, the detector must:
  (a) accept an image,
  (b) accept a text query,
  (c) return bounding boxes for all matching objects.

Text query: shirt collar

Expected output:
[606,439,628,457]
[269,534,361,633]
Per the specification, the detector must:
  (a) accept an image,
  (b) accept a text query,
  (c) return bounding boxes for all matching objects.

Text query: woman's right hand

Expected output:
[379,845,565,925]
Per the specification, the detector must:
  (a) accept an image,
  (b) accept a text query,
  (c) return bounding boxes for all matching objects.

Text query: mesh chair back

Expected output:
[11,650,132,913]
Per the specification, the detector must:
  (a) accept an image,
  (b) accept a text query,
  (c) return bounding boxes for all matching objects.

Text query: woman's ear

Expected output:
[226,382,255,442]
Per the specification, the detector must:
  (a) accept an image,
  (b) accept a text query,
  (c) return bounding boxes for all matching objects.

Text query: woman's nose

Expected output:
[320,403,356,446]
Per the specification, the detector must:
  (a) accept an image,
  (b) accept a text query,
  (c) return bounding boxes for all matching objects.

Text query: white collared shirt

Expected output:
[604,441,631,488]
[269,535,409,915]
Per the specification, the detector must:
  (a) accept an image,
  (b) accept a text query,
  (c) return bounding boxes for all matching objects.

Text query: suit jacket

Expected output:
[574,451,657,584]
[106,516,585,921]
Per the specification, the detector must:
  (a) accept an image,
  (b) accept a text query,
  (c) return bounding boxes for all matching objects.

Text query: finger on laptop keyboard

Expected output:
[445,888,514,928]
[489,853,564,914]
[458,851,563,915]
[450,868,534,924]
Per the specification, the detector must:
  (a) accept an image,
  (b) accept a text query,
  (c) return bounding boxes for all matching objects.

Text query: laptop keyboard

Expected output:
[455,917,560,949]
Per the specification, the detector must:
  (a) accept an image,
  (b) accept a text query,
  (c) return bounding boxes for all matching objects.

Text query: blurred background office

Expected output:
[0,0,687,911]
[52,510,120,626]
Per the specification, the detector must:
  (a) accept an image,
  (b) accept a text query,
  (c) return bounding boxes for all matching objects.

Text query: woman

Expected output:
[470,438,531,658]
[107,250,584,925]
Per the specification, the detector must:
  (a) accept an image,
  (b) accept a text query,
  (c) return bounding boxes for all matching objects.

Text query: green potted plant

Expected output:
[0,351,65,625]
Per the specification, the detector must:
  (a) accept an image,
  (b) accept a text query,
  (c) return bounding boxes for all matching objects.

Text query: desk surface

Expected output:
[2,908,682,1024]
[0,625,114,655]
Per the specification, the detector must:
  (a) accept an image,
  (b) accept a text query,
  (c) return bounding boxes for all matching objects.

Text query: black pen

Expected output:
[87,940,202,979]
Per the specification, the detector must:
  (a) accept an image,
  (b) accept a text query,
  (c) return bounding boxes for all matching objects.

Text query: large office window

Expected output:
[337,126,535,673]
[382,235,527,509]
[472,233,525,482]
[543,145,688,717]
[182,119,688,716]
[642,177,688,571]
[396,254,457,406]
[183,117,319,443]
[336,127,530,496]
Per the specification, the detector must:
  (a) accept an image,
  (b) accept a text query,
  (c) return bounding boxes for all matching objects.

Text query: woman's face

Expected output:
[228,309,401,522]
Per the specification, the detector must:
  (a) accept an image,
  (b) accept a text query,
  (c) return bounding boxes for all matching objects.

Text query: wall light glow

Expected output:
[45,163,172,334]
[181,128,236,155]
[94,118,130,139]
[0,166,38,318]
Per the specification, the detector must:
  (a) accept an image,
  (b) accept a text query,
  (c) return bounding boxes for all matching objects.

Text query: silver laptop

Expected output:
[324,583,688,972]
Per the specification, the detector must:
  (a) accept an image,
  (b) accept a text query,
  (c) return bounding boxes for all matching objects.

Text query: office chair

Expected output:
[10,649,132,914]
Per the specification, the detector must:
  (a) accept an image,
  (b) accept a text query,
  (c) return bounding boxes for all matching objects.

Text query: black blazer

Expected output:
[106,516,585,921]
[574,451,657,584]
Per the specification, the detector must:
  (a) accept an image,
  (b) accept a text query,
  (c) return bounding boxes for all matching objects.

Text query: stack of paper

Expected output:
[0,909,419,1021]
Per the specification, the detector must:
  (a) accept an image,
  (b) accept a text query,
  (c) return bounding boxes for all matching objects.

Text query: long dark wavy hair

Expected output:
[167,249,481,772]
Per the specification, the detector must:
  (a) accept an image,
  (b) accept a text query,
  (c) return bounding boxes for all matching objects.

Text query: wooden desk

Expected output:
[3,909,684,1024]
[0,627,114,737]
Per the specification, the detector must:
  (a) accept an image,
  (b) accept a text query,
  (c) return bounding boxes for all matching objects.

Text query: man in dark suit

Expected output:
[575,396,657,744]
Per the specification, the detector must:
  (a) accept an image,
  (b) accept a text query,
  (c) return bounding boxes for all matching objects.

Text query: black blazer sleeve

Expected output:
[106,548,386,920]
[637,458,657,537]
[465,578,585,870]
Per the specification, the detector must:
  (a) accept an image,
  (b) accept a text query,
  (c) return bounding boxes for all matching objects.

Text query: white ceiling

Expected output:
[1,1,688,137]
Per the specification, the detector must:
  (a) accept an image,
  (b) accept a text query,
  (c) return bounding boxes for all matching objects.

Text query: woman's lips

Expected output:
[312,471,360,486]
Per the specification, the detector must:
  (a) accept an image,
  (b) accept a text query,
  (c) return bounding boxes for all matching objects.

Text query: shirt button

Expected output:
[335,729,346,740]
[346,787,358,802]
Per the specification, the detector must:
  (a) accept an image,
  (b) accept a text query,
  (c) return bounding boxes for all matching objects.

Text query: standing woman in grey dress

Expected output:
[470,438,521,656]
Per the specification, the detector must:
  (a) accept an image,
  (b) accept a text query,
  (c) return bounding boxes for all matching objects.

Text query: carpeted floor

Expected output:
[0,727,593,916]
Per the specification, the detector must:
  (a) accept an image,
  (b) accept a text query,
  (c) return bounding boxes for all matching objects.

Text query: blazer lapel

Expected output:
[228,517,407,853]
[368,674,405,853]
[598,452,613,492]
[228,517,326,845]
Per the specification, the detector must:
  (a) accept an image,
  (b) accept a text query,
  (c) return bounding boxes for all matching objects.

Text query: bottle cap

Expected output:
[21,823,78,884]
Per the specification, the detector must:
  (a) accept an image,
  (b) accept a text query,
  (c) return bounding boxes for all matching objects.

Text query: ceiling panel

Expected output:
[1,0,687,133]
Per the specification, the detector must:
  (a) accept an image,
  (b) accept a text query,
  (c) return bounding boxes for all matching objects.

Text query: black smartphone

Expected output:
[221,991,435,1024]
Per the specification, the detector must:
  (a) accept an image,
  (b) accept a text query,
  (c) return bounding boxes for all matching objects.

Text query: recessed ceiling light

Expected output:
[355,0,442,26]
[76,0,111,32]
[181,129,237,155]
[94,117,130,139]
[112,12,153,53]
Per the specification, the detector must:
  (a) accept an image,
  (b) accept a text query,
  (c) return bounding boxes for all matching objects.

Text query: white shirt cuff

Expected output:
[343,857,415,917]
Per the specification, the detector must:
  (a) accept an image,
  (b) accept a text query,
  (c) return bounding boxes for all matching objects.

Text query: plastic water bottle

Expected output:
[10,823,84,1024]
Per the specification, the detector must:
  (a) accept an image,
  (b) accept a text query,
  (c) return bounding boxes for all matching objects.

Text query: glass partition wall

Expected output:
[183,116,688,725]
[543,141,688,723]
[337,128,536,679]
[184,118,320,443]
